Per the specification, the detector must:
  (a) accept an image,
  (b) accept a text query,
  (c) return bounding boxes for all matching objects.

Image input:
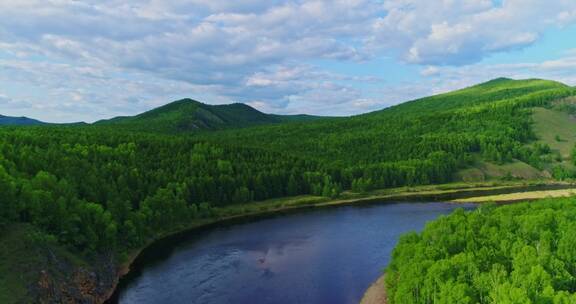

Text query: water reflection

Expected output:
[115,203,474,304]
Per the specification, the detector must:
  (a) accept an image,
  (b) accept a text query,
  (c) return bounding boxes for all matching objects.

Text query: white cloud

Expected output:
[372,0,576,65]
[0,58,206,122]
[417,52,576,97]
[0,0,575,121]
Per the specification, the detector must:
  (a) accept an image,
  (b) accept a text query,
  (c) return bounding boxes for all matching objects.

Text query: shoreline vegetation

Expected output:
[383,197,576,303]
[107,180,576,303]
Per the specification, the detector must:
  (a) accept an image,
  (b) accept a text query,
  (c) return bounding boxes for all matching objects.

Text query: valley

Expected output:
[2,78,576,303]
[4,2,576,303]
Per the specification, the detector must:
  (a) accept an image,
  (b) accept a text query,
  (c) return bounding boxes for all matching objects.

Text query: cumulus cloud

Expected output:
[0,58,206,122]
[371,0,576,65]
[0,0,382,121]
[0,0,575,121]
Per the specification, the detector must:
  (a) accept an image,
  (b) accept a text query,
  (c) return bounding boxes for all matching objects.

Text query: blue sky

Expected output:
[1,1,576,123]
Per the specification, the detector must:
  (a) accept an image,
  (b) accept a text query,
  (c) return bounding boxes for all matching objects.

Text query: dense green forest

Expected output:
[202,78,576,188]
[386,199,576,303]
[0,127,340,257]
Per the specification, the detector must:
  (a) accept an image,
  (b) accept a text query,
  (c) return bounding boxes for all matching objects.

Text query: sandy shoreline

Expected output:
[360,274,387,304]
[452,188,576,203]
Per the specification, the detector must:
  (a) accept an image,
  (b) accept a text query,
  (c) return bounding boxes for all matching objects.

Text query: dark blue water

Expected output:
[116,202,474,304]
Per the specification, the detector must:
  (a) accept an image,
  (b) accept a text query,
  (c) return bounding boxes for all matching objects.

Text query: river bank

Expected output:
[360,274,387,304]
[105,180,576,303]
[452,188,576,203]
[357,184,576,304]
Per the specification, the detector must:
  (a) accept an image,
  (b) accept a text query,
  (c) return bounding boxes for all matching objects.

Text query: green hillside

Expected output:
[96,98,323,132]
[533,102,576,160]
[201,78,576,185]
[377,77,567,115]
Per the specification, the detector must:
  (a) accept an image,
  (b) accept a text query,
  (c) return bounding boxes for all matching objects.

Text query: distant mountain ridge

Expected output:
[0,114,46,126]
[96,98,325,132]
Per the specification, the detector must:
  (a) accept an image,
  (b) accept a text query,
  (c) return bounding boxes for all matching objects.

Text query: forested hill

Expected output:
[95,98,324,132]
[0,114,46,126]
[201,78,576,187]
[370,77,569,116]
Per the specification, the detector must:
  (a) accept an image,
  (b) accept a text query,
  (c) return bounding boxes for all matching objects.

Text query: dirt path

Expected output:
[360,274,387,304]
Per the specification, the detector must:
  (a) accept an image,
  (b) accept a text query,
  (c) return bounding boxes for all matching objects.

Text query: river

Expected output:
[111,202,475,304]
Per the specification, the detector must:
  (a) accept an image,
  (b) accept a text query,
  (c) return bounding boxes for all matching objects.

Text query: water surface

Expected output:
[114,202,474,304]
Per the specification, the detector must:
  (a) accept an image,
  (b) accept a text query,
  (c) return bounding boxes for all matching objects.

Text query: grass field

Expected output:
[532,107,576,159]
[456,160,547,182]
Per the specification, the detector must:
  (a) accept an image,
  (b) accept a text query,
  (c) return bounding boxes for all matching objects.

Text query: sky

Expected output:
[1,1,576,123]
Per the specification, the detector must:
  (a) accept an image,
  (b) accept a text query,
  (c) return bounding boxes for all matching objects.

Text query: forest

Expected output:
[0,127,341,257]
[202,78,576,187]
[385,199,576,303]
